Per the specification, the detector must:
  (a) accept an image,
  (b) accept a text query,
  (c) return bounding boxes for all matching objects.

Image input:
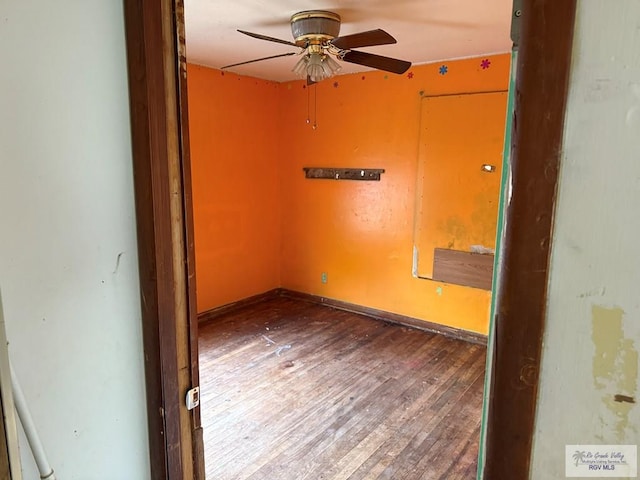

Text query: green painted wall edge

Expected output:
[476,47,519,479]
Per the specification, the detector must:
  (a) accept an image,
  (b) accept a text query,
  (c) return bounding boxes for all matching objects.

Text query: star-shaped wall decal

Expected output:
[439,65,448,75]
[481,59,491,69]
[407,72,414,79]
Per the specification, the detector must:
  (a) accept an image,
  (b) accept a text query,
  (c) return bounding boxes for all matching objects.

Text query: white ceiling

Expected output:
[184,0,514,82]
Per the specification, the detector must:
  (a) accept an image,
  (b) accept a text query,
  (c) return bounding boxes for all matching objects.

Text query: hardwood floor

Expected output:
[199,297,486,480]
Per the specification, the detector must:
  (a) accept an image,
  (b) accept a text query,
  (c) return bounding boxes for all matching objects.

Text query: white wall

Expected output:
[531,1,640,478]
[0,1,150,479]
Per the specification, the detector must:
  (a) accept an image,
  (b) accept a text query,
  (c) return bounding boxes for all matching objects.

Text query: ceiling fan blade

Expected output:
[330,29,397,50]
[221,52,297,70]
[237,29,299,47]
[340,50,411,75]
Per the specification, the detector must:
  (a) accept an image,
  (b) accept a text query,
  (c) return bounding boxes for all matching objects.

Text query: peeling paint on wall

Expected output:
[592,305,638,440]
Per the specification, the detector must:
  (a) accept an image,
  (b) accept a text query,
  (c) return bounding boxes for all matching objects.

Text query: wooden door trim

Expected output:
[123,0,202,478]
[483,1,577,477]
[174,2,206,477]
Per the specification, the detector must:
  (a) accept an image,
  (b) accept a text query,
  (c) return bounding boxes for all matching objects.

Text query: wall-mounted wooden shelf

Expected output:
[303,168,385,181]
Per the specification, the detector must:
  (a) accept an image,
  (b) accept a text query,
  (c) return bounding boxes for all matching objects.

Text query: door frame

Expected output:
[123,0,203,478]
[481,1,576,477]
[121,0,577,478]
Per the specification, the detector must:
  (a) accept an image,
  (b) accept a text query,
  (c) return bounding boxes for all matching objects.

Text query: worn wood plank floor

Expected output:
[199,297,486,480]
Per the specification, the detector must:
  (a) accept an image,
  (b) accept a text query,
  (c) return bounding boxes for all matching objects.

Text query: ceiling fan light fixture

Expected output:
[307,53,326,82]
[292,55,309,77]
[323,54,342,75]
[292,52,342,83]
[292,54,323,81]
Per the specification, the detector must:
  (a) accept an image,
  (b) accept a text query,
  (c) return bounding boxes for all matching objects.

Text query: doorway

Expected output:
[119,3,575,478]
[185,16,508,480]
[184,1,517,475]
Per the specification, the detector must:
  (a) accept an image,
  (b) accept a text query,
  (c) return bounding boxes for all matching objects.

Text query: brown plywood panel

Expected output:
[432,248,494,290]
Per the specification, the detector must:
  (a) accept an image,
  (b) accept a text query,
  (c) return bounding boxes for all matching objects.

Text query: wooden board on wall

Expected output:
[432,248,494,290]
[414,91,507,279]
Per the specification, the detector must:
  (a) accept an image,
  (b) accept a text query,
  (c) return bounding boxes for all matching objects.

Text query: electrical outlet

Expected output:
[321,272,328,284]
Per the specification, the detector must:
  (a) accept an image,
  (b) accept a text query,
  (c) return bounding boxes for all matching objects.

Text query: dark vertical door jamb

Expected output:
[124,0,203,478]
[483,1,577,478]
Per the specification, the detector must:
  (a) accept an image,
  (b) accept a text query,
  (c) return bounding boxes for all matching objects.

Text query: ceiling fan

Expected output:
[221,10,412,83]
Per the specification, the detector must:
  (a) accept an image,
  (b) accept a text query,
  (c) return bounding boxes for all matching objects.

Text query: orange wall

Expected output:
[188,65,281,312]
[278,54,510,334]
[188,54,510,334]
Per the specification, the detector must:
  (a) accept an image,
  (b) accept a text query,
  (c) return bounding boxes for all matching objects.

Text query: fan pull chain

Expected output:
[313,85,318,130]
[306,85,311,125]
[305,84,318,130]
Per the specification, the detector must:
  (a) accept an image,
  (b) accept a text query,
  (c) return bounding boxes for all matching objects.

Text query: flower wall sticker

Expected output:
[481,58,491,69]
[439,65,448,75]
[407,72,414,79]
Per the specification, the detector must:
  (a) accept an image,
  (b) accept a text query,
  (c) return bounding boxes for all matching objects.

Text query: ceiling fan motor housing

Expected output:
[290,10,341,46]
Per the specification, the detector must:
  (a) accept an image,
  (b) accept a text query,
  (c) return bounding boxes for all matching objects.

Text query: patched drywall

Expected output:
[591,305,638,440]
[530,1,640,478]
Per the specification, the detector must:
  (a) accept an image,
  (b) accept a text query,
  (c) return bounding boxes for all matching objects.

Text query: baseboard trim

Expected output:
[197,288,487,346]
[277,289,487,346]
[198,289,281,324]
